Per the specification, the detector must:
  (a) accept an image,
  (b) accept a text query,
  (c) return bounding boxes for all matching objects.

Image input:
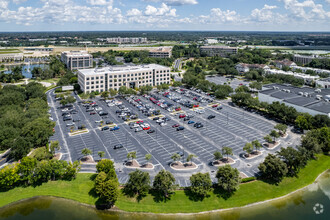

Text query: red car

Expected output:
[175,107,181,111]
[172,124,180,128]
[193,97,197,100]
[212,104,218,108]
[179,114,186,118]
[90,112,96,115]
[193,104,199,108]
[143,126,150,130]
[136,120,144,124]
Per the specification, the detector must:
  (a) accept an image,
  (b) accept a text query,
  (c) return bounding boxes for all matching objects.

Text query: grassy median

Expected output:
[0,154,329,213]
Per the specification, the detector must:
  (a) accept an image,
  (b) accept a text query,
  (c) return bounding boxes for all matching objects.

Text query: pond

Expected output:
[0,171,329,220]
[4,64,49,78]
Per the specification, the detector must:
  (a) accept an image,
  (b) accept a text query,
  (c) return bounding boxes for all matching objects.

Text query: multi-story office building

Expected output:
[200,46,238,57]
[78,64,171,93]
[61,51,93,70]
[0,53,23,62]
[106,37,147,44]
[149,47,172,58]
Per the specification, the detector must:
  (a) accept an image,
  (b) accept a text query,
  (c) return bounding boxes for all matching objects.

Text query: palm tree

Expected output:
[171,153,181,164]
[186,154,196,166]
[145,153,152,165]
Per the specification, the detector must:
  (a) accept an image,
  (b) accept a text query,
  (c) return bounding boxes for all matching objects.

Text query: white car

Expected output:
[66,122,75,127]
[107,103,114,107]
[95,107,103,111]
[160,122,167,127]
[61,108,69,112]
[156,119,164,123]
[135,127,143,132]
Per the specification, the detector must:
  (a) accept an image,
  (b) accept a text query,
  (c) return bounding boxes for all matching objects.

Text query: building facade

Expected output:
[235,63,270,73]
[0,53,24,62]
[316,78,330,89]
[149,47,172,58]
[293,54,329,65]
[200,46,238,57]
[106,37,147,44]
[264,69,319,84]
[61,51,93,71]
[274,59,297,69]
[78,64,171,93]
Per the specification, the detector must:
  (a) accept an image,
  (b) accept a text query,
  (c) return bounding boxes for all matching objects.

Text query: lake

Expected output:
[0,171,329,220]
[4,64,49,78]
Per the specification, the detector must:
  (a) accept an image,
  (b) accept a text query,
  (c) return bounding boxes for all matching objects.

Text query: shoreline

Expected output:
[0,169,328,216]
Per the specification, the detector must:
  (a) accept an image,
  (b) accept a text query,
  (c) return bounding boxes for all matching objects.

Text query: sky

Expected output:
[0,0,329,32]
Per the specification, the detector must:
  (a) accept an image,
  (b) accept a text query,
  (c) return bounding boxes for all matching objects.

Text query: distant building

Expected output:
[258,83,330,117]
[274,59,297,69]
[316,78,330,89]
[204,39,218,44]
[149,47,172,58]
[24,47,53,52]
[61,51,93,71]
[293,54,329,65]
[0,53,24,62]
[291,66,330,76]
[235,63,270,73]
[200,46,238,57]
[106,37,147,44]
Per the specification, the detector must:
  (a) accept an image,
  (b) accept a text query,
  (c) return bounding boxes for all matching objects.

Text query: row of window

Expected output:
[85,72,170,81]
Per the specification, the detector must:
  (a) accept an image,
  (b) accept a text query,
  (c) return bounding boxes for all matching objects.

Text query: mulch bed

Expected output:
[125,160,154,169]
[263,141,280,149]
[80,155,95,164]
[245,151,262,159]
[170,161,197,170]
[212,157,235,166]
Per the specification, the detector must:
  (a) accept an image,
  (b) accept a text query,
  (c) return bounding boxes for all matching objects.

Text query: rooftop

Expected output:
[200,46,237,49]
[260,83,330,114]
[78,64,169,76]
[149,47,172,53]
[61,51,91,57]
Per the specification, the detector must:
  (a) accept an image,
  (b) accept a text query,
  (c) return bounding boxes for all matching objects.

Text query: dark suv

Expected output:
[207,115,215,119]
[113,144,123,150]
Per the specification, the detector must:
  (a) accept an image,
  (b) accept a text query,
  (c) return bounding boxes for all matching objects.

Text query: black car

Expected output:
[177,126,185,131]
[113,144,123,150]
[195,123,204,128]
[63,117,72,121]
[116,110,122,114]
[62,112,70,116]
[207,115,215,119]
[153,117,160,121]
[184,117,190,121]
[86,108,93,112]
[194,122,202,127]
[99,112,109,116]
[106,121,113,125]
[217,106,223,110]
[147,130,155,134]
[101,126,109,131]
[71,110,78,114]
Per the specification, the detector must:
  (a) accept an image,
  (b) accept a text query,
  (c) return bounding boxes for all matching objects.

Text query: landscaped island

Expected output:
[0,154,328,214]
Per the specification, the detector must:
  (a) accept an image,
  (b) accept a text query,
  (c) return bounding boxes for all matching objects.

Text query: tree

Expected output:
[109,88,117,97]
[249,81,262,90]
[270,130,280,143]
[222,146,233,161]
[118,86,128,95]
[274,124,288,136]
[153,170,176,199]
[258,154,288,183]
[243,143,253,155]
[172,81,182,87]
[124,170,150,198]
[186,154,196,165]
[89,92,96,99]
[96,159,115,174]
[171,153,181,164]
[276,147,307,176]
[81,148,92,158]
[101,91,109,99]
[98,151,105,160]
[264,135,272,143]
[0,164,20,190]
[295,115,310,131]
[49,141,60,155]
[127,151,137,163]
[145,153,152,165]
[216,165,241,193]
[94,172,119,206]
[251,140,262,152]
[17,157,37,185]
[189,172,212,199]
[66,95,76,104]
[213,151,223,161]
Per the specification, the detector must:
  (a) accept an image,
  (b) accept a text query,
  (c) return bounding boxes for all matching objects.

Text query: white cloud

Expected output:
[87,0,113,6]
[198,8,240,24]
[127,8,142,16]
[250,4,285,23]
[13,0,27,4]
[0,0,9,9]
[144,3,176,16]
[143,0,198,6]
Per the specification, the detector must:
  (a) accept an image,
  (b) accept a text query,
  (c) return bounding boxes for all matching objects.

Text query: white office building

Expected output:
[265,69,319,83]
[149,47,172,58]
[78,64,171,93]
[106,37,147,44]
[61,51,93,71]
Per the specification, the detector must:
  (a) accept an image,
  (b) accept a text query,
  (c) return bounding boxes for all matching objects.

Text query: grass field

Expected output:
[0,49,21,54]
[0,154,328,213]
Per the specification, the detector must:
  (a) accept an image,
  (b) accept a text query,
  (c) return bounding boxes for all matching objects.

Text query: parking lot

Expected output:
[47,87,300,186]
[206,75,248,89]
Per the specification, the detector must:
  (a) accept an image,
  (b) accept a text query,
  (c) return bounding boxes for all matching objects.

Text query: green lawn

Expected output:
[0,154,329,213]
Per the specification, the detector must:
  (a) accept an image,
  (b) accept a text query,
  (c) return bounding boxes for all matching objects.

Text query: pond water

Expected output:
[4,64,49,78]
[0,171,329,220]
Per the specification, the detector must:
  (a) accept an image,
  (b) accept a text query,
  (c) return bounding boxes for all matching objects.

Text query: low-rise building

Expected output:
[316,78,330,89]
[291,66,330,76]
[0,53,24,62]
[274,59,297,69]
[265,69,319,84]
[61,51,93,70]
[200,46,238,57]
[258,83,330,117]
[78,64,171,93]
[293,54,329,65]
[106,37,147,44]
[149,47,172,58]
[24,47,53,52]
[204,38,218,44]
[235,63,270,73]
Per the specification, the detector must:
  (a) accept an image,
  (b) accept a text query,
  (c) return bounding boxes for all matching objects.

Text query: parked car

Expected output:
[207,115,215,119]
[106,121,113,125]
[66,122,75,127]
[177,126,185,131]
[172,124,180,128]
[135,127,143,132]
[113,144,123,150]
[90,112,96,115]
[188,120,195,124]
[147,130,155,134]
[217,106,223,110]
[63,117,72,121]
[179,114,186,118]
[110,126,120,131]
[102,126,110,131]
